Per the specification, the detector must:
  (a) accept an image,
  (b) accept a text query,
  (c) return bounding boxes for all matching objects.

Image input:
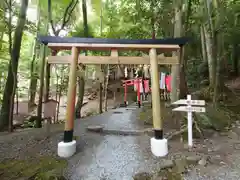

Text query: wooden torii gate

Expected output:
[38,36,189,158]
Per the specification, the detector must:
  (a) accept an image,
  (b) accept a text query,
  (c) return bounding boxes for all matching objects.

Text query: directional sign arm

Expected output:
[172,99,205,106]
[172,106,206,113]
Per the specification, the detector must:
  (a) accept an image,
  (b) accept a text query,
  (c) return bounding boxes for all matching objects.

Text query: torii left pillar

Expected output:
[149,48,168,157]
[58,47,78,158]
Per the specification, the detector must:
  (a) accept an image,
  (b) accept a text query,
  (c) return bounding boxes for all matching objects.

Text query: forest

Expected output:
[0,0,240,134]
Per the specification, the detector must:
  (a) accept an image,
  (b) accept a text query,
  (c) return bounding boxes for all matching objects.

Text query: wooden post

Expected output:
[137,79,141,108]
[98,65,103,114]
[149,48,162,138]
[99,82,103,114]
[124,82,127,106]
[149,48,168,157]
[64,47,78,143]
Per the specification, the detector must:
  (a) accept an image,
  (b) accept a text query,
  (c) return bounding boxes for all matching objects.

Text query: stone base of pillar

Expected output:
[150,138,168,157]
[57,140,76,158]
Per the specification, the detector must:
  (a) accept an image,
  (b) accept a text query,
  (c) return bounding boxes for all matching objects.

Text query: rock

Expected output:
[86,125,104,133]
[161,160,174,169]
[208,148,213,152]
[213,132,219,137]
[212,145,221,152]
[228,131,238,140]
[209,155,222,165]
[198,157,207,166]
[220,161,226,165]
[186,155,202,165]
[219,132,228,136]
[102,129,144,136]
[143,128,154,136]
[157,168,183,180]
[165,103,172,108]
[173,158,187,173]
[133,172,152,180]
[183,144,195,151]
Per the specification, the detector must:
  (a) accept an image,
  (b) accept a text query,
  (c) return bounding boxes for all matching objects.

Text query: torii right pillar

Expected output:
[149,48,168,157]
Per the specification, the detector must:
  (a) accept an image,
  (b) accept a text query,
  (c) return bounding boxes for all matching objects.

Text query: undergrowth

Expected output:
[0,156,67,180]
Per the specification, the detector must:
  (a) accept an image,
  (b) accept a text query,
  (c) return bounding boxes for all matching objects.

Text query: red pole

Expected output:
[124,82,127,106]
[137,79,141,108]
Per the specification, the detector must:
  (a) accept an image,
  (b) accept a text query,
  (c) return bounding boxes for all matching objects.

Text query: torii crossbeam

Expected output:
[37,36,189,158]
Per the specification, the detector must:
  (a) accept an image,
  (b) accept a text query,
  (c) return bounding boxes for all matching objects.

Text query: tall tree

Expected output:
[179,0,192,99]
[0,0,29,131]
[170,0,183,103]
[36,0,79,127]
[28,0,41,106]
[75,0,88,118]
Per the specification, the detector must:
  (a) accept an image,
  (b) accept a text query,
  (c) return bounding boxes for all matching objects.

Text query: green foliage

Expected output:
[196,105,231,131]
[0,0,239,130]
[69,21,95,37]
[0,156,67,180]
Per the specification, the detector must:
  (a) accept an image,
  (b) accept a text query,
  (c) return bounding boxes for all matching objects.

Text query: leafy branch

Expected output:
[48,0,79,36]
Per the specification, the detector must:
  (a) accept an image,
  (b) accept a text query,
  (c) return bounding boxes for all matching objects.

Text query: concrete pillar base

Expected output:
[150,138,168,157]
[57,140,76,158]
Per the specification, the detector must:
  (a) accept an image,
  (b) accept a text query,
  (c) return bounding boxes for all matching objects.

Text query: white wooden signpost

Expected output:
[172,95,206,147]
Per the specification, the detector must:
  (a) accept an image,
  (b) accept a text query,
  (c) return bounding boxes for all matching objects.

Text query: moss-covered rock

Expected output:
[133,172,152,180]
[196,105,231,131]
[0,156,67,180]
[157,169,183,180]
[133,156,202,180]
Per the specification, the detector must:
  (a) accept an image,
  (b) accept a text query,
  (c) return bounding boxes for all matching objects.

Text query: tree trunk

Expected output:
[99,82,103,113]
[36,44,47,128]
[44,63,51,101]
[29,74,38,105]
[213,34,223,104]
[232,15,239,76]
[143,65,150,79]
[75,72,85,118]
[0,31,4,50]
[0,0,29,131]
[232,44,239,76]
[200,25,207,62]
[75,0,88,116]
[82,0,88,36]
[36,19,48,127]
[116,65,124,79]
[28,0,40,106]
[212,0,223,105]
[104,65,110,111]
[204,24,215,87]
[171,1,182,103]
[0,3,6,51]
[179,0,192,99]
[179,48,189,99]
[204,0,216,88]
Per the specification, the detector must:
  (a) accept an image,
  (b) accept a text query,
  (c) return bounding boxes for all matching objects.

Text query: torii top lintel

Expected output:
[37,36,190,52]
